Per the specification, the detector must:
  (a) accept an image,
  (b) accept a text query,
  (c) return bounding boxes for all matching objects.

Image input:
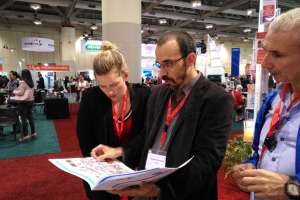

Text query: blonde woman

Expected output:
[77,41,150,200]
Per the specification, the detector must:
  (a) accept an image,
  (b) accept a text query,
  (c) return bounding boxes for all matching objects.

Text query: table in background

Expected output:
[44,97,70,119]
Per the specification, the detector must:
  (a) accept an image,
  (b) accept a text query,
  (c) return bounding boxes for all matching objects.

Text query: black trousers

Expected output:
[17,102,35,137]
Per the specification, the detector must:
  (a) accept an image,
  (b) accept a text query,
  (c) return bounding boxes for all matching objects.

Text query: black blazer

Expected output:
[76,83,150,200]
[139,75,234,200]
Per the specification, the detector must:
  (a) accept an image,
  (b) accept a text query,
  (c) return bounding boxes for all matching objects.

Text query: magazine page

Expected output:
[49,157,134,189]
[49,156,193,190]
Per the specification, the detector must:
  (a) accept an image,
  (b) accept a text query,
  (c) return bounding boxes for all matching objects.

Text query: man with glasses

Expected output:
[106,31,234,200]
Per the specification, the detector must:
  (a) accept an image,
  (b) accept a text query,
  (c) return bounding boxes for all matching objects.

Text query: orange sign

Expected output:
[26,64,69,71]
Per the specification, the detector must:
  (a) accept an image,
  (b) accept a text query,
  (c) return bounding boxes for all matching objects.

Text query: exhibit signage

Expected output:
[255,32,267,64]
[22,37,55,52]
[0,58,3,71]
[82,40,102,52]
[262,0,276,23]
[26,64,69,71]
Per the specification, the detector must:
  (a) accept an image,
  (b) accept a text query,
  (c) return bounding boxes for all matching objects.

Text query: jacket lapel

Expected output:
[167,76,207,149]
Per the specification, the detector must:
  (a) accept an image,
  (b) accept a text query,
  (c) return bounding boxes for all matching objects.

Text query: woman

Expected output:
[77,41,150,200]
[13,69,36,142]
[76,74,89,102]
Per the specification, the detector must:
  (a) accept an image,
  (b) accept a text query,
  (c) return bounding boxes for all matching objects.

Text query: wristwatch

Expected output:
[285,176,300,199]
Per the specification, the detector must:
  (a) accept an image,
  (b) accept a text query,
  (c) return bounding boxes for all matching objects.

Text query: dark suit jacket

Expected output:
[77,83,150,200]
[139,75,234,200]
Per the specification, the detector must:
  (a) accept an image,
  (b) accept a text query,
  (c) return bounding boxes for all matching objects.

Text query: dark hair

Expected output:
[157,31,196,57]
[10,71,18,78]
[21,69,34,88]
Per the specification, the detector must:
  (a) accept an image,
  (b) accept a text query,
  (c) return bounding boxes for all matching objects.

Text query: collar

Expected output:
[182,73,201,96]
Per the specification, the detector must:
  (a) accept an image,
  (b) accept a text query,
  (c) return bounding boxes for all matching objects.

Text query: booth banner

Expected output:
[262,0,276,23]
[141,44,156,58]
[0,58,3,71]
[81,40,102,53]
[26,64,69,71]
[256,32,267,64]
[22,37,55,52]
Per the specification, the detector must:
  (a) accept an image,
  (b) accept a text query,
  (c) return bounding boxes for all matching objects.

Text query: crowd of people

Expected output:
[1,7,299,200]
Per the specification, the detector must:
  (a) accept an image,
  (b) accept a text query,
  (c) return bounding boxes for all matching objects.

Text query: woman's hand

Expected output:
[91,144,123,161]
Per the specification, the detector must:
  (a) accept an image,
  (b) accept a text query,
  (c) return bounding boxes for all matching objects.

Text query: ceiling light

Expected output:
[30,3,41,10]
[205,24,213,29]
[243,28,251,33]
[83,32,89,37]
[159,18,167,24]
[247,9,255,16]
[141,30,144,34]
[90,24,98,30]
[192,1,202,8]
[243,37,249,42]
[33,18,42,25]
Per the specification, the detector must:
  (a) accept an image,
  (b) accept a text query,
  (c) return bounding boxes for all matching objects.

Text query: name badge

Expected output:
[145,150,166,169]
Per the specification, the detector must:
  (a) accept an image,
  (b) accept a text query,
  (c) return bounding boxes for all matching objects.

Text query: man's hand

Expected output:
[91,144,123,161]
[108,183,160,197]
[240,169,289,200]
[232,163,255,192]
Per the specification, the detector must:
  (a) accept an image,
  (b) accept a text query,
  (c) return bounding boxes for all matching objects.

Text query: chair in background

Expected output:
[0,106,19,141]
[33,90,46,113]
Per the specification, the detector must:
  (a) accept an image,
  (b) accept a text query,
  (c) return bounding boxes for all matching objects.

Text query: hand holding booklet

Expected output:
[49,157,192,191]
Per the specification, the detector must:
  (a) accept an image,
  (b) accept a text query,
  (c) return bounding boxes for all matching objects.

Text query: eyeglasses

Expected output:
[153,56,186,69]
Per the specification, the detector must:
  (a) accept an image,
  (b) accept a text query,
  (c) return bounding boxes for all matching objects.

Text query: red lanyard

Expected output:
[259,84,300,160]
[112,89,128,138]
[160,93,191,146]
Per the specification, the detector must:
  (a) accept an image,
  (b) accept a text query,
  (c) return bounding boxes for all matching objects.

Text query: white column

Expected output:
[102,0,141,83]
[61,27,76,75]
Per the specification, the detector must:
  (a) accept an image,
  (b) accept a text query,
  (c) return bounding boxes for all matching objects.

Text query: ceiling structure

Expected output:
[0,0,299,42]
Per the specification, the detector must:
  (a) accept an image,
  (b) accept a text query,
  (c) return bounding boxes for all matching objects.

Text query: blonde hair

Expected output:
[93,41,128,75]
[269,8,300,32]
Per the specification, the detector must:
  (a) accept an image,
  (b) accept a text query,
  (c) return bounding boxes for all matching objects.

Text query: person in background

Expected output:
[76,74,89,102]
[231,84,245,121]
[76,41,150,200]
[63,76,69,92]
[6,71,19,95]
[13,69,36,142]
[92,31,233,200]
[37,72,45,90]
[232,8,300,200]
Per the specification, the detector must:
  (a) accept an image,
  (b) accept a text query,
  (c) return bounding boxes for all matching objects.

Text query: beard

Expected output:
[162,63,187,91]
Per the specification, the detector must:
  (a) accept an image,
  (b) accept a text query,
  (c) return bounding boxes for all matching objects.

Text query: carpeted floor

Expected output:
[0,112,60,159]
[0,105,249,200]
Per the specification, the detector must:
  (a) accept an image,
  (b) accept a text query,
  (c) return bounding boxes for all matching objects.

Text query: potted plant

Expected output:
[223,135,252,178]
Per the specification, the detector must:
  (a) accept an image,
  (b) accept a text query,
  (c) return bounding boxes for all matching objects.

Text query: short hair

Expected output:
[157,31,196,57]
[93,41,128,76]
[269,8,300,32]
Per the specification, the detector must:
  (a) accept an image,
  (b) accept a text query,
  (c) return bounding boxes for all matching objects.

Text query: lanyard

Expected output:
[160,92,191,146]
[112,89,128,138]
[259,84,300,161]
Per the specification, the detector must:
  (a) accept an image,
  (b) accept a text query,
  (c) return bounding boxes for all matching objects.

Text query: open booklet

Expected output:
[49,157,193,191]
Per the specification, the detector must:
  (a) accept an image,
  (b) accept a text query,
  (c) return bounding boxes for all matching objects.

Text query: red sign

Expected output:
[0,64,3,71]
[256,32,267,64]
[26,64,69,71]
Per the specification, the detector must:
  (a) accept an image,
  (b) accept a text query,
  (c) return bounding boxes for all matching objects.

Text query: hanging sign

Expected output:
[22,37,55,52]
[256,32,267,64]
[81,40,102,53]
[0,58,3,71]
[262,0,277,23]
[26,64,69,71]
